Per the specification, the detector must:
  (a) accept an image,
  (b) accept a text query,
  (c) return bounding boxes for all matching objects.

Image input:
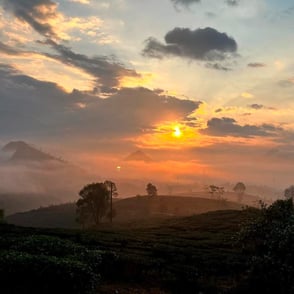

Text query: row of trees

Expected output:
[76,181,158,227]
[207,182,246,200]
[76,180,250,227]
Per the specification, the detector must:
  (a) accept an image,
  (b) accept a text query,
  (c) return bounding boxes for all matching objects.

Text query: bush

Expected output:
[236,199,294,294]
[0,235,102,294]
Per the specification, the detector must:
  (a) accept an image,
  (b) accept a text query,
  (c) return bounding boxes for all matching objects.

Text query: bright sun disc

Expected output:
[173,126,182,138]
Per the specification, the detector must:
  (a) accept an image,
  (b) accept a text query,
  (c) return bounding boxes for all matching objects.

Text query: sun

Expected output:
[173,125,182,138]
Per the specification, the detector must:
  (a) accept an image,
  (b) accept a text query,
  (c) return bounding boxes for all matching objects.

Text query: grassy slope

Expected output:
[7,195,244,228]
[1,208,259,293]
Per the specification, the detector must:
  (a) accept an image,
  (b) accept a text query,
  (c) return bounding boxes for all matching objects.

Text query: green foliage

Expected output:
[146,183,158,196]
[236,199,294,293]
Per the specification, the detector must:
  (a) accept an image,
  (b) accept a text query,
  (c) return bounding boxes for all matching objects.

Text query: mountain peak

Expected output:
[124,150,153,163]
[2,141,64,163]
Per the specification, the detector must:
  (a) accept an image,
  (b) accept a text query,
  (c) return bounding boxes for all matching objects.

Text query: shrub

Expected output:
[236,199,294,294]
[0,235,102,294]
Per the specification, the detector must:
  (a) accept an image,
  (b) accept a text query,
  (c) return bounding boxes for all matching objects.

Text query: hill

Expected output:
[7,195,243,228]
[0,208,260,294]
[2,141,65,163]
[124,150,153,162]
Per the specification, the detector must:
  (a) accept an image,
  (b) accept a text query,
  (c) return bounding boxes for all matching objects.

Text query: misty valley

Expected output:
[1,140,293,293]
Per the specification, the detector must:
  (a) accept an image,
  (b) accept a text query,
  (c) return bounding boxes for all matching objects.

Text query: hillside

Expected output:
[2,141,64,163]
[7,195,243,228]
[0,208,260,294]
[0,192,62,215]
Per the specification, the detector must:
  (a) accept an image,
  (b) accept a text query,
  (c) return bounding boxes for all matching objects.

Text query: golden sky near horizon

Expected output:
[0,0,294,185]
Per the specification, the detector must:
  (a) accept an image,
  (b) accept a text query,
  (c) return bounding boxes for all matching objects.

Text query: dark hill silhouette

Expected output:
[2,141,65,163]
[124,150,152,162]
[7,195,243,228]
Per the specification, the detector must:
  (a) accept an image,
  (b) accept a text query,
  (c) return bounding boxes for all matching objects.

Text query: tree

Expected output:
[284,185,294,199]
[76,182,110,227]
[233,182,246,202]
[208,185,224,199]
[104,180,118,223]
[237,199,294,293]
[146,183,157,196]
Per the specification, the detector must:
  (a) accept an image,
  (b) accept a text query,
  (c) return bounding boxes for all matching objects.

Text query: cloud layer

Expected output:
[202,117,282,138]
[1,0,139,93]
[0,64,200,142]
[143,27,237,63]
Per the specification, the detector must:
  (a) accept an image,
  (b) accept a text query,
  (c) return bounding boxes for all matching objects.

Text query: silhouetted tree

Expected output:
[284,185,294,199]
[104,180,118,223]
[208,185,224,199]
[233,182,246,194]
[146,183,158,196]
[233,182,246,202]
[76,182,110,226]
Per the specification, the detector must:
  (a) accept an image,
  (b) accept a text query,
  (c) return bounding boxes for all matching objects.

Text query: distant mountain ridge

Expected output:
[2,141,65,163]
[124,150,153,162]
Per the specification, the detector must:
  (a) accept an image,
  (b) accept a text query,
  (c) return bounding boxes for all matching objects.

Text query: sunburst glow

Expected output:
[173,125,182,138]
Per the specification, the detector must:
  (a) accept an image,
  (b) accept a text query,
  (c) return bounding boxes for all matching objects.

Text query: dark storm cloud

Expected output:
[0,64,200,139]
[201,117,282,138]
[248,62,266,68]
[2,0,58,38]
[143,27,237,62]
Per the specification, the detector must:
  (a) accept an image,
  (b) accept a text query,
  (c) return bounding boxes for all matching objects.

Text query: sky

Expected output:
[0,0,294,187]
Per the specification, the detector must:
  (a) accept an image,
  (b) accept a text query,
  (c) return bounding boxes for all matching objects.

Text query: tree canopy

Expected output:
[146,183,158,196]
[233,182,246,194]
[76,182,110,227]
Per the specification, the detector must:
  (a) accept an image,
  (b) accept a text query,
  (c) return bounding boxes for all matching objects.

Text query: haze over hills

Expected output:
[7,195,244,228]
[0,141,93,214]
[0,140,282,217]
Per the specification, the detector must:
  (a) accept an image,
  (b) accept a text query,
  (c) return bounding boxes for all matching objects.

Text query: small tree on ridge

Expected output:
[146,183,158,196]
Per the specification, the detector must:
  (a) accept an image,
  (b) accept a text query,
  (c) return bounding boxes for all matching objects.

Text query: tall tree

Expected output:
[76,182,110,227]
[104,180,118,223]
[146,183,158,196]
